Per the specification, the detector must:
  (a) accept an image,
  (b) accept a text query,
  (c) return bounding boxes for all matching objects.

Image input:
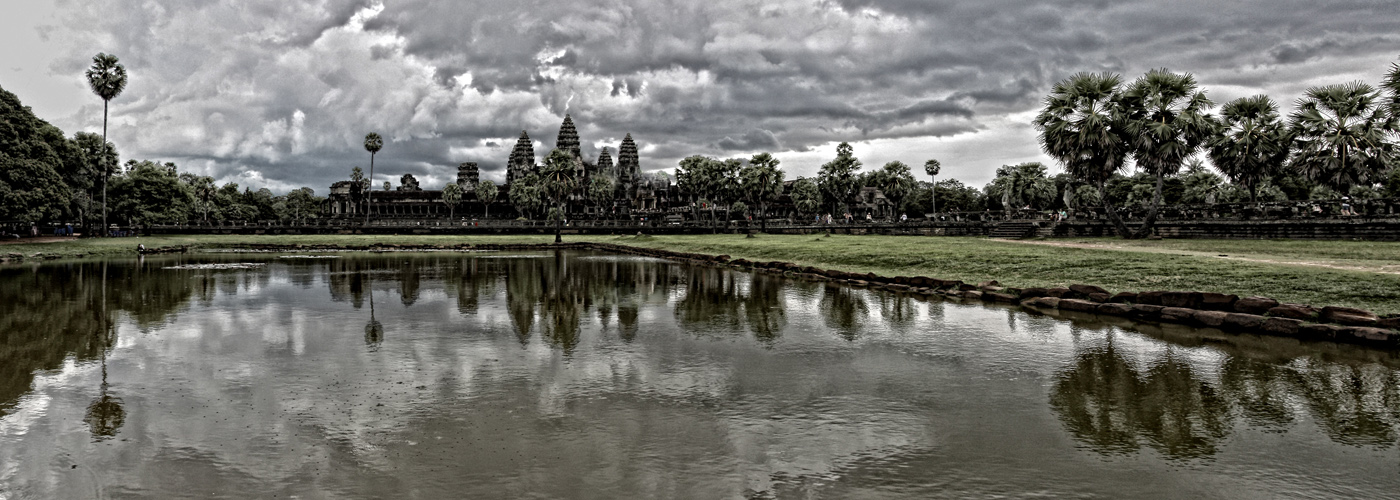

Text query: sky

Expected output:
[2,0,1397,195]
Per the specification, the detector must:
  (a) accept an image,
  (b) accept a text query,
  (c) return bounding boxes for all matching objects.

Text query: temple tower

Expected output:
[507,131,535,185]
[457,162,479,190]
[555,114,581,161]
[617,133,640,201]
[596,147,614,177]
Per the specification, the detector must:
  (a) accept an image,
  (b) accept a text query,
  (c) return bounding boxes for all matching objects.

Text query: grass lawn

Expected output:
[5,233,1399,314]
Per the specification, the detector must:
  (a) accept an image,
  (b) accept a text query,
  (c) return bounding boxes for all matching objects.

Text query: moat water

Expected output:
[1,251,1398,499]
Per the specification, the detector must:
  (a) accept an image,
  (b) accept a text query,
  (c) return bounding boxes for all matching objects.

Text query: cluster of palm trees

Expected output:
[1035,61,1400,238]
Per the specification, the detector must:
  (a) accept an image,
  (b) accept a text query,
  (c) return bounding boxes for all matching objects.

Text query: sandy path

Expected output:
[997,238,1400,275]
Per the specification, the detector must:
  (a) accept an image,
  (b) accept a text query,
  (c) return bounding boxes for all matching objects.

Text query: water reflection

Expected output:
[1052,331,1400,460]
[1,252,1399,498]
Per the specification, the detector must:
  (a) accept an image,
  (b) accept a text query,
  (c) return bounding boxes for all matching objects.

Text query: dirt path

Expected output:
[0,236,79,246]
[997,238,1400,275]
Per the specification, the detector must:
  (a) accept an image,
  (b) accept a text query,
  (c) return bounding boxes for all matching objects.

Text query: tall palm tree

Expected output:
[1120,69,1214,238]
[1208,95,1292,203]
[363,133,383,223]
[541,149,578,243]
[1034,72,1133,237]
[742,153,784,232]
[923,159,941,214]
[86,53,127,237]
[1289,82,1395,193]
[1382,59,1400,124]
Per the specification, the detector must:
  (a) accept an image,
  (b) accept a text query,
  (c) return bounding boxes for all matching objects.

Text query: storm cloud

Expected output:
[7,0,1399,192]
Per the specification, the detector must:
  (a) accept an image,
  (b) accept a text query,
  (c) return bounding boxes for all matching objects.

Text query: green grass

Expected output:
[5,233,1400,314]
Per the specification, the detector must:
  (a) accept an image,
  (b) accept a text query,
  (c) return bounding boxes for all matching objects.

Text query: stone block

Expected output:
[1046,287,1072,298]
[1299,323,1344,341]
[1159,307,1196,323]
[1223,313,1267,330]
[1320,306,1380,326]
[1234,296,1279,315]
[1059,299,1099,313]
[1109,292,1138,304]
[1260,317,1304,337]
[1160,292,1203,309]
[980,285,1005,292]
[1096,303,1134,316]
[1380,316,1400,329]
[1087,293,1111,303]
[1136,291,1166,305]
[961,290,983,300]
[1029,297,1062,309]
[958,283,978,291]
[1199,293,1239,311]
[1019,287,1050,299]
[1070,284,1109,296]
[1337,327,1399,346]
[1192,310,1229,328]
[1266,304,1319,321]
[985,292,1020,303]
[1131,304,1165,320]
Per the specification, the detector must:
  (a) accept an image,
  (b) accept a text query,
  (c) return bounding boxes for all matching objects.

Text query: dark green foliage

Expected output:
[108,160,193,224]
[0,85,82,222]
[817,142,862,214]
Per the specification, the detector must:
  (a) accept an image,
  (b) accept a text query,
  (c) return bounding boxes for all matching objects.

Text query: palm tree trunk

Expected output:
[1099,183,1133,238]
[101,100,109,238]
[1131,173,1165,239]
[554,202,563,244]
[760,200,767,233]
[365,153,375,224]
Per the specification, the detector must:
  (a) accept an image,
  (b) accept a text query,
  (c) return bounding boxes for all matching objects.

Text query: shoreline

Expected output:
[9,237,1395,349]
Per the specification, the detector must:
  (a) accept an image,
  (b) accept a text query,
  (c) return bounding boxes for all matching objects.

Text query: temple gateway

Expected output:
[326,114,674,220]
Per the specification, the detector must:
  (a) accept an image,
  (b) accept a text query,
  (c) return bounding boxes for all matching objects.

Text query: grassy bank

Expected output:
[5,233,1399,314]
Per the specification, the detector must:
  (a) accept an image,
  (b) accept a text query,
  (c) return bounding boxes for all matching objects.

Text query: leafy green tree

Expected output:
[1179,160,1226,204]
[1209,95,1292,203]
[587,176,613,216]
[730,201,748,219]
[349,167,367,216]
[741,152,784,232]
[382,181,390,193]
[363,132,383,222]
[1289,82,1396,193]
[877,161,915,217]
[280,187,321,221]
[923,159,941,214]
[790,177,821,218]
[985,162,1056,210]
[674,155,709,223]
[818,142,862,215]
[186,175,216,222]
[86,53,127,235]
[442,182,462,219]
[0,85,80,223]
[71,132,117,230]
[509,173,544,219]
[1120,69,1214,237]
[108,160,193,225]
[933,179,984,213]
[541,148,578,243]
[476,180,499,218]
[1035,72,1135,237]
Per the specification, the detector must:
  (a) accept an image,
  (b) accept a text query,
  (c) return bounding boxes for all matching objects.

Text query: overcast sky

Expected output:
[2,0,1397,194]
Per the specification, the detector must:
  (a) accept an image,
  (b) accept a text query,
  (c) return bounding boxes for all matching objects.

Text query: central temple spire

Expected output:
[555,114,581,160]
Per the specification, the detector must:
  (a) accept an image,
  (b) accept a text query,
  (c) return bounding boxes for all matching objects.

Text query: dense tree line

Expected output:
[0,83,323,231]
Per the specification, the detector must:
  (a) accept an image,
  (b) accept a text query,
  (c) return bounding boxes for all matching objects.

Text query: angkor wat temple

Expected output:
[326,115,675,219]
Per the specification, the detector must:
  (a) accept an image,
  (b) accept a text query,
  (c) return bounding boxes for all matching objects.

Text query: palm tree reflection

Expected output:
[1052,333,1400,458]
[821,284,868,341]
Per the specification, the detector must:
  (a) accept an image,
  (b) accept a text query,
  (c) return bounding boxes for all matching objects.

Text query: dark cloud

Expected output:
[31,0,1400,191]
